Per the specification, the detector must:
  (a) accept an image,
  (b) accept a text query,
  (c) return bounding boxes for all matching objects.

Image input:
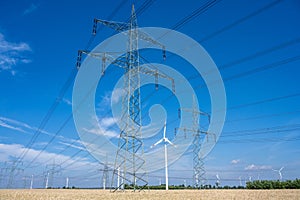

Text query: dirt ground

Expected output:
[0,189,300,200]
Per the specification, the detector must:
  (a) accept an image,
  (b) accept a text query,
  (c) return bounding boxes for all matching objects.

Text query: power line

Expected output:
[15,67,78,169]
[18,0,245,169]
[171,0,222,31]
[57,91,300,172]
[44,58,300,170]
[22,2,160,188]
[226,110,300,124]
[84,0,129,50]
[219,136,300,144]
[155,0,285,68]
[20,0,146,169]
[199,0,283,43]
[222,124,300,137]
[228,92,300,110]
[14,0,298,181]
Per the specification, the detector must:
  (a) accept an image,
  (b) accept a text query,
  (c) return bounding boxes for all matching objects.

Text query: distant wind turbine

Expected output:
[151,120,176,190]
[272,167,284,181]
[216,174,220,187]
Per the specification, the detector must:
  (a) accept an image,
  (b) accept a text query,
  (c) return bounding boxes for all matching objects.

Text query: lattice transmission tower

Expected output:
[6,160,24,188]
[177,95,210,189]
[76,5,174,191]
[43,162,61,189]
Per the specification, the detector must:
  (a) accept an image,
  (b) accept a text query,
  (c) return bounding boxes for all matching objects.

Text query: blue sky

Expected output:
[0,0,300,188]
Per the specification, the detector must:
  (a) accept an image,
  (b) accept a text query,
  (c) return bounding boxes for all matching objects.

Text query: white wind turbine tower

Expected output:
[151,120,176,190]
[216,174,220,187]
[272,167,284,181]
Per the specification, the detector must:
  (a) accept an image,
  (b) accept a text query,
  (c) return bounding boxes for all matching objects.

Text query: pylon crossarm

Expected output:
[139,65,175,93]
[94,18,166,52]
[179,108,202,115]
[78,50,129,73]
[93,18,130,34]
[137,30,165,50]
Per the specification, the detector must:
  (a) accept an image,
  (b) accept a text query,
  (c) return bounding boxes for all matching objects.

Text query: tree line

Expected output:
[135,179,300,190]
[246,179,300,189]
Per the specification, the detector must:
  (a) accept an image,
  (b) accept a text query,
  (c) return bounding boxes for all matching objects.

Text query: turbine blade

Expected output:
[163,120,167,138]
[279,167,284,171]
[151,138,164,148]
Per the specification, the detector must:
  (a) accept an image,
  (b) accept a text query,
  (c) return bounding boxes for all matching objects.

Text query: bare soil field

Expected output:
[0,189,299,200]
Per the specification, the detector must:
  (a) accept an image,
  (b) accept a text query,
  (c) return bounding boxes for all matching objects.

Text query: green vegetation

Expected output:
[124,179,300,190]
[246,179,300,189]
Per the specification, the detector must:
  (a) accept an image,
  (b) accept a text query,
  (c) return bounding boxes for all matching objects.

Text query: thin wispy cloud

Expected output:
[0,116,83,150]
[0,116,51,136]
[82,117,119,138]
[245,164,272,171]
[23,3,38,15]
[63,98,72,106]
[58,141,86,151]
[0,33,32,75]
[0,143,94,170]
[82,127,119,138]
[97,88,124,111]
[0,119,29,134]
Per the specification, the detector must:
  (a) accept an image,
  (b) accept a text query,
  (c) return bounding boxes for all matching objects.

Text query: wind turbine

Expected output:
[272,167,284,181]
[216,173,220,187]
[151,120,176,190]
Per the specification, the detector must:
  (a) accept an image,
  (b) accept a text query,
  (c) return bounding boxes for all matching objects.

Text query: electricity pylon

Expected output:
[6,160,24,188]
[177,95,210,189]
[76,5,174,191]
[0,162,7,188]
[44,161,61,188]
[101,159,110,190]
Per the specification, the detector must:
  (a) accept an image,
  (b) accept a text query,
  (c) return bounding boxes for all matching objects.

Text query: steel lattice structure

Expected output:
[43,162,61,189]
[102,161,110,190]
[177,95,210,189]
[77,5,175,191]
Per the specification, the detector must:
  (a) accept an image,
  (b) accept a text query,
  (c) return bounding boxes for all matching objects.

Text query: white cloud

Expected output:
[99,88,124,107]
[82,116,119,138]
[23,3,38,15]
[0,116,84,150]
[62,98,72,106]
[245,164,272,171]
[111,88,124,104]
[82,127,119,138]
[0,116,51,136]
[0,119,29,134]
[59,141,86,151]
[231,159,240,164]
[0,33,31,75]
[0,143,95,170]
[100,117,117,128]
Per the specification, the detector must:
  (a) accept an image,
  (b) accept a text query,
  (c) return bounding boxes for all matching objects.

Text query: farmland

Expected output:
[0,189,299,200]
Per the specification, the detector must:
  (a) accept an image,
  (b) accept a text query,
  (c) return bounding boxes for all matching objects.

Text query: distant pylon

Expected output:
[44,161,61,188]
[6,160,24,188]
[30,175,34,189]
[102,159,109,190]
[177,95,210,189]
